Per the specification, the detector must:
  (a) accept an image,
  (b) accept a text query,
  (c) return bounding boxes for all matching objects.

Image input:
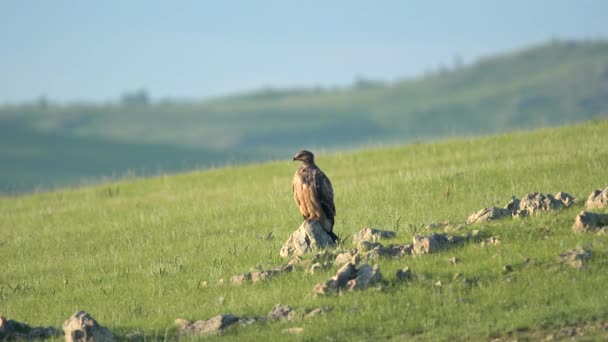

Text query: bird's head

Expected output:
[293,150,315,164]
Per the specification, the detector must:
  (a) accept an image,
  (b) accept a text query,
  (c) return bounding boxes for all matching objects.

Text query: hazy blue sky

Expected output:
[1,0,607,103]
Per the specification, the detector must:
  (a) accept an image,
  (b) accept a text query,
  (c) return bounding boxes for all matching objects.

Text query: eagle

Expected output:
[292,150,338,242]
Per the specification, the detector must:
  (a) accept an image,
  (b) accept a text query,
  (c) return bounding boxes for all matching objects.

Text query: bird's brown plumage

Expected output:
[292,150,337,241]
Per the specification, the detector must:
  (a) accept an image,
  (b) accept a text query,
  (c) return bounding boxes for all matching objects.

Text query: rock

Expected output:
[502,264,513,273]
[556,192,575,206]
[352,227,397,245]
[174,318,191,330]
[585,187,608,210]
[283,327,304,334]
[505,197,521,211]
[313,262,357,295]
[357,241,384,252]
[572,211,608,233]
[124,331,144,341]
[280,221,336,258]
[396,266,412,282]
[304,307,332,318]
[335,251,355,265]
[306,262,332,274]
[267,304,295,321]
[480,237,501,247]
[177,314,239,336]
[434,280,443,288]
[232,264,294,285]
[63,311,115,342]
[0,316,58,340]
[467,207,512,224]
[359,243,413,261]
[559,248,591,269]
[412,233,451,255]
[514,192,574,217]
[346,264,382,290]
[231,273,252,285]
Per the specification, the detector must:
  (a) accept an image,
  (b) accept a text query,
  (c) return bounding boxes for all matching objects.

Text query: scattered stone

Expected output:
[177,314,239,336]
[514,192,574,217]
[0,316,58,340]
[597,227,608,235]
[174,318,191,330]
[481,237,501,247]
[572,211,608,233]
[396,266,412,282]
[231,273,252,285]
[231,264,294,285]
[434,280,443,288]
[125,331,144,341]
[346,264,382,290]
[358,241,384,252]
[306,261,332,274]
[449,256,459,265]
[304,307,332,318]
[335,251,355,265]
[280,221,336,258]
[559,248,592,269]
[502,264,513,273]
[362,243,413,260]
[585,187,608,210]
[267,304,295,321]
[352,227,397,245]
[468,192,574,223]
[313,262,382,295]
[412,233,451,255]
[467,207,512,224]
[283,327,304,334]
[505,196,521,211]
[63,311,115,342]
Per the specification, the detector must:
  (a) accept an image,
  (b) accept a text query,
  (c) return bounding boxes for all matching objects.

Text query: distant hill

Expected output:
[1,39,607,193]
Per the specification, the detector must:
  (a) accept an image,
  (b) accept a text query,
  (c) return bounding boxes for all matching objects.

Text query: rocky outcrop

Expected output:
[231,264,294,285]
[572,211,608,233]
[267,304,295,321]
[514,192,574,217]
[63,311,115,342]
[412,233,452,255]
[176,314,239,337]
[467,207,512,224]
[467,192,575,224]
[313,262,382,295]
[352,228,397,245]
[280,221,336,258]
[559,248,592,269]
[0,316,58,340]
[585,187,608,210]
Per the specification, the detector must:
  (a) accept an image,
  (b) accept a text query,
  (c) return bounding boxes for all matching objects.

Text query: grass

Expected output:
[1,120,608,340]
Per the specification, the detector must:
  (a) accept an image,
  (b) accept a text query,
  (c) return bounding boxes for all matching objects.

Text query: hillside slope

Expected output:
[1,121,608,340]
[1,39,607,192]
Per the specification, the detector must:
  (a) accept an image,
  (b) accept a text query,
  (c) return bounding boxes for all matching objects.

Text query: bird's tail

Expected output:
[328,230,339,244]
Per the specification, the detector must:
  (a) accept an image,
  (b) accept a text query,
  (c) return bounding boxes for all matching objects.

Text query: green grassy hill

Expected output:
[2,39,608,193]
[1,120,608,340]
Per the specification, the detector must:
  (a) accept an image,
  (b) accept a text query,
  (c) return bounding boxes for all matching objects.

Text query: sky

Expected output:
[1,0,607,104]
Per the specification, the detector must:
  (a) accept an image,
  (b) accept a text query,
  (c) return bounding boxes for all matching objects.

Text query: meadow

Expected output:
[1,120,608,340]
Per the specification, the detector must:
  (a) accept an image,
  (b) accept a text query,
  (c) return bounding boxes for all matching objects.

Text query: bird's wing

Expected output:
[314,169,335,218]
[292,175,301,208]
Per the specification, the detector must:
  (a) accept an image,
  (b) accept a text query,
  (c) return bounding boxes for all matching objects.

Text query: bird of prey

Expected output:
[292,150,338,242]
